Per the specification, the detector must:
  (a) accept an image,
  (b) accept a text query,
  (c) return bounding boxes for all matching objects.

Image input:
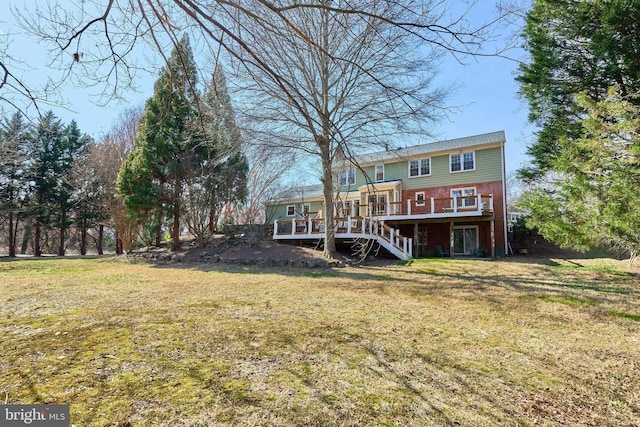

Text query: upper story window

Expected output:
[408,158,431,178]
[450,151,475,173]
[286,205,296,217]
[338,168,356,186]
[375,164,384,182]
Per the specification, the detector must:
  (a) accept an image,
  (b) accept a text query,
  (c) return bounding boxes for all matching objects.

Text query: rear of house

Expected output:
[266,131,508,259]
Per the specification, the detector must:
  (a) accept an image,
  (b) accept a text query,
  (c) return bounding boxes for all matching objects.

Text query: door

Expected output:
[414,224,428,258]
[368,194,387,216]
[454,226,478,255]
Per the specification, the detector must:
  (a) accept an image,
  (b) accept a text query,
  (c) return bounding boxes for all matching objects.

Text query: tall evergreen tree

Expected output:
[517,0,640,181]
[26,112,65,256]
[0,112,30,257]
[201,67,248,231]
[26,112,90,256]
[519,87,640,258]
[117,35,200,252]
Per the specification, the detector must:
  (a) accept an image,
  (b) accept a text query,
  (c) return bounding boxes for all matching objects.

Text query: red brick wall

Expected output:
[401,180,507,256]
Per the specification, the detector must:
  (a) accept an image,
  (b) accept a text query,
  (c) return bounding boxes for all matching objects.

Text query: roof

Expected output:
[269,184,362,204]
[352,130,506,166]
[269,184,324,203]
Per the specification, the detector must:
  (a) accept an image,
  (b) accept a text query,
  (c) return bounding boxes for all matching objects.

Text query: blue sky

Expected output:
[0,1,533,174]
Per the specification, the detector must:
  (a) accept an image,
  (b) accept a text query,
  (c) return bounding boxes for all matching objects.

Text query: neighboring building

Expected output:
[266,131,508,260]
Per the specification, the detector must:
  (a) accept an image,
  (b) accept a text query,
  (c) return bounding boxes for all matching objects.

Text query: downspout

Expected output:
[500,137,508,257]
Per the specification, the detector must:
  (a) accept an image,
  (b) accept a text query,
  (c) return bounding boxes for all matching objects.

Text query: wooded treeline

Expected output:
[0,39,253,257]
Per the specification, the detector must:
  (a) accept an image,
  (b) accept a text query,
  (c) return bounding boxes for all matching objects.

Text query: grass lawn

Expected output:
[1,256,638,426]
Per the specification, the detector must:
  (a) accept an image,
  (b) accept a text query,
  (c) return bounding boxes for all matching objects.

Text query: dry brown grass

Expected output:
[0,256,638,426]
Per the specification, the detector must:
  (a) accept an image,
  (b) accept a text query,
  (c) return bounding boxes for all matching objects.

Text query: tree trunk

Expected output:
[21,225,31,255]
[318,5,335,259]
[97,224,104,255]
[115,229,123,255]
[58,209,66,256]
[209,196,217,233]
[80,220,88,256]
[8,211,16,258]
[172,180,181,252]
[34,224,42,257]
[155,213,162,247]
[318,136,336,259]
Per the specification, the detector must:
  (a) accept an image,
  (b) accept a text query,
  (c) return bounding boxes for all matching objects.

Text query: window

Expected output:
[451,187,477,208]
[301,203,311,217]
[450,151,475,172]
[368,194,387,216]
[339,168,356,186]
[415,192,426,206]
[375,164,384,182]
[336,201,351,217]
[408,158,431,177]
[286,205,295,217]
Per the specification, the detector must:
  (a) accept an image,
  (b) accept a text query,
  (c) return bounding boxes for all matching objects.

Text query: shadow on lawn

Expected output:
[146,255,639,302]
[149,261,416,284]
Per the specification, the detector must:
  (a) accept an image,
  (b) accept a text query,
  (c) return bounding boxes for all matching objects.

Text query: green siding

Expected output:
[266,200,324,222]
[338,146,503,191]
[403,147,502,190]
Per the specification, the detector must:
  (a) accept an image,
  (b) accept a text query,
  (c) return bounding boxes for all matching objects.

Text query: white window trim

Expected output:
[339,168,356,186]
[286,204,296,217]
[408,157,431,178]
[415,191,426,206]
[449,151,476,173]
[375,164,385,182]
[451,187,477,208]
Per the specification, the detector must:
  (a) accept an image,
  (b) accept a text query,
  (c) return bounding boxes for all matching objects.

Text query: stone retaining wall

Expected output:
[126,250,345,268]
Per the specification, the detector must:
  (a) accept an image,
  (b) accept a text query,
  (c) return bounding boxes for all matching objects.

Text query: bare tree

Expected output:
[95,106,142,254]
[237,144,297,226]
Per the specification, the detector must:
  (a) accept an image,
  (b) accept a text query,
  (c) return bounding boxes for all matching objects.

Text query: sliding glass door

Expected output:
[453,226,478,255]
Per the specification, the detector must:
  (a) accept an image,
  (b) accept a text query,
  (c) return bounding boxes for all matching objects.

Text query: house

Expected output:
[266,131,508,260]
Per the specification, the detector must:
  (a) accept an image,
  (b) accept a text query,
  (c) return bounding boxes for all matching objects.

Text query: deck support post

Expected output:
[449,221,455,258]
[490,218,496,259]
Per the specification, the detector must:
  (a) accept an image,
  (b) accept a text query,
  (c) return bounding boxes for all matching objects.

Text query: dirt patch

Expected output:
[127,234,360,267]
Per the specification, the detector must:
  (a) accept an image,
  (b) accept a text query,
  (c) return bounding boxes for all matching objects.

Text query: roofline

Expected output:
[344,131,506,167]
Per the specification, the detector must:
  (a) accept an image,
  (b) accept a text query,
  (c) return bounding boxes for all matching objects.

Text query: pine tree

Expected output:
[201,67,248,232]
[24,112,90,256]
[517,0,640,180]
[0,112,30,257]
[117,35,200,251]
[519,87,640,259]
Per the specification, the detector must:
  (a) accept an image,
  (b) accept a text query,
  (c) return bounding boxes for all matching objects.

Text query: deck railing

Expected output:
[273,216,413,259]
[403,193,493,216]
